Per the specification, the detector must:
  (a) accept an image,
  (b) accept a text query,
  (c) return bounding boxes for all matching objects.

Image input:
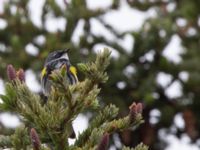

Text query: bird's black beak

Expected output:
[63,49,70,53]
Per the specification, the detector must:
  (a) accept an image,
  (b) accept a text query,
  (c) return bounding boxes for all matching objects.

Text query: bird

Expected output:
[41,49,78,96]
[40,49,78,138]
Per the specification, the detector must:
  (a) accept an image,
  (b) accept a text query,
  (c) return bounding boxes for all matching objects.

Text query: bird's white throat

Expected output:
[61,53,69,60]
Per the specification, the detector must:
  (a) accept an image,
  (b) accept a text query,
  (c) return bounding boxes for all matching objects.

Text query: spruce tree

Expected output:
[0,49,147,150]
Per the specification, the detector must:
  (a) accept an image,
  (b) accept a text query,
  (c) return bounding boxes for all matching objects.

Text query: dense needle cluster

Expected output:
[0,49,147,150]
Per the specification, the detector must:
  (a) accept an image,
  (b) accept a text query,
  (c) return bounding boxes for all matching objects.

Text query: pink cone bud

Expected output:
[17,69,25,82]
[129,102,143,122]
[30,128,41,150]
[136,103,143,114]
[7,64,16,80]
[97,133,110,150]
[129,102,137,120]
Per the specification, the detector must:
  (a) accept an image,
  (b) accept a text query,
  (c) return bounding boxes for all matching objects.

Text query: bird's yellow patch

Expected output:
[70,66,77,76]
[70,66,78,81]
[41,67,47,78]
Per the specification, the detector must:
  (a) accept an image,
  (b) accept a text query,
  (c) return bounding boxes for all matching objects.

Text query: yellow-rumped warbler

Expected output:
[41,49,78,138]
[41,49,78,96]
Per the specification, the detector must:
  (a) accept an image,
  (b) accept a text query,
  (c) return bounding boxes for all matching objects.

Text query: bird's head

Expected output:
[45,49,70,65]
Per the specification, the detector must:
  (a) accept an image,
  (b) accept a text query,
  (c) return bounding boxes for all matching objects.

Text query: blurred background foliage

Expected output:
[0,0,200,149]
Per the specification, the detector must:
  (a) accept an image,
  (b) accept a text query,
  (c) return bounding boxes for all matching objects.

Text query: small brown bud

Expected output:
[129,102,143,122]
[7,64,16,80]
[17,69,25,82]
[97,133,110,150]
[136,103,143,114]
[129,102,137,121]
[30,128,41,150]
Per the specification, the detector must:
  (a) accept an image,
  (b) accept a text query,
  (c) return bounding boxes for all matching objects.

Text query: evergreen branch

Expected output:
[77,48,111,84]
[81,128,104,149]
[0,80,64,148]
[0,49,146,149]
[11,127,30,150]
[133,143,149,150]
[122,143,149,150]
[49,49,112,140]
[80,103,144,149]
[0,135,12,148]
[0,127,29,149]
[75,104,119,146]
[102,114,143,133]
[0,83,18,111]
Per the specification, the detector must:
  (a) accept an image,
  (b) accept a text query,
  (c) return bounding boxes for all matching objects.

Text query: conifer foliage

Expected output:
[0,49,147,150]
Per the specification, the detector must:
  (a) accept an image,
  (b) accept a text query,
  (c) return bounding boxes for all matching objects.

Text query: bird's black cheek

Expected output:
[55,52,63,58]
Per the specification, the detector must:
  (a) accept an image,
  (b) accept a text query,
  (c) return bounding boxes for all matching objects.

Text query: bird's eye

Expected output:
[53,53,59,58]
